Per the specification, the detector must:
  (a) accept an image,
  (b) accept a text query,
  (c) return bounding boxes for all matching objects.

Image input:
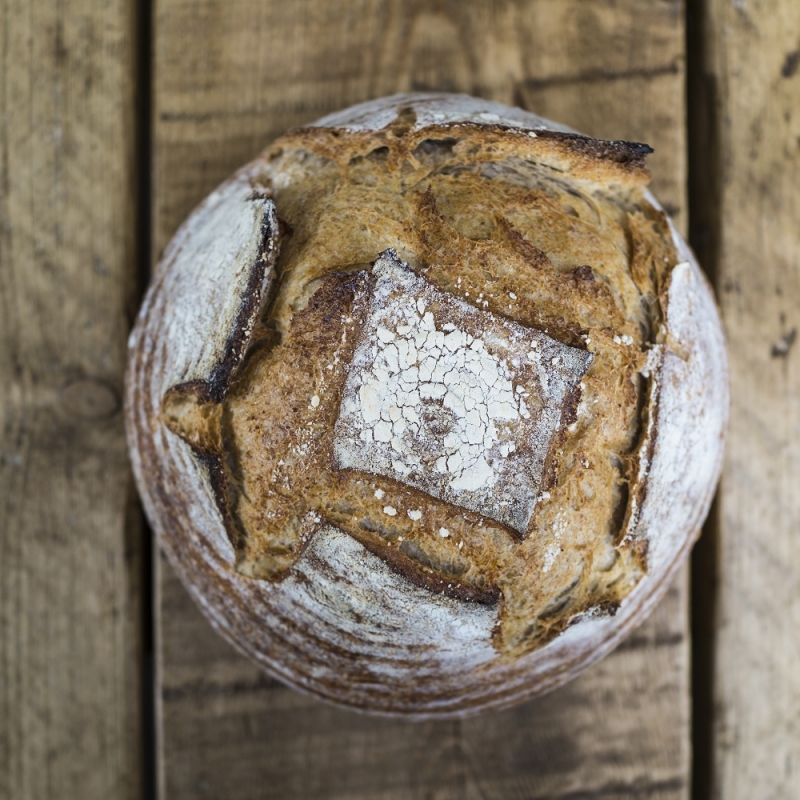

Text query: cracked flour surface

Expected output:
[333,251,591,534]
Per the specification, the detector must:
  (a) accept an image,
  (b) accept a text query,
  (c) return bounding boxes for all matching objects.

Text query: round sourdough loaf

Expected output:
[126,93,728,716]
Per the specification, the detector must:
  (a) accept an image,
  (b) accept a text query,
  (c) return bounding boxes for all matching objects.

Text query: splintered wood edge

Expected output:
[126,94,728,716]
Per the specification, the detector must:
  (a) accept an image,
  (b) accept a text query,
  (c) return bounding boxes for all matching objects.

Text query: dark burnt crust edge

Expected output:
[206,194,281,403]
[160,380,250,558]
[528,129,653,169]
[159,195,281,552]
[296,119,655,164]
[280,120,653,181]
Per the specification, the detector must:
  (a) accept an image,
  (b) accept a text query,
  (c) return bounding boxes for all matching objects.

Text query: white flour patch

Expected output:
[333,251,592,533]
[542,544,560,573]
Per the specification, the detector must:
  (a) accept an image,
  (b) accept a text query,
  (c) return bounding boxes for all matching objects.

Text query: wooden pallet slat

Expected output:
[8,0,800,797]
[0,1,142,799]
[701,0,800,796]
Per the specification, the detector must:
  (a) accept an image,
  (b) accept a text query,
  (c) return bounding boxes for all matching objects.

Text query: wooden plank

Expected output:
[152,1,691,797]
[697,0,800,796]
[0,2,142,799]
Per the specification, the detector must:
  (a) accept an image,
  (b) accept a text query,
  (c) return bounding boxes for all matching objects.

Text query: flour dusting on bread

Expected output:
[334,250,591,533]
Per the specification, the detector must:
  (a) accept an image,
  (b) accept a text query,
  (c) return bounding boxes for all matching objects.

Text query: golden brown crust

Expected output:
[162,110,678,655]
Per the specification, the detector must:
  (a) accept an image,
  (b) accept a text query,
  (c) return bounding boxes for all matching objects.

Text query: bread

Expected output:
[126,93,728,716]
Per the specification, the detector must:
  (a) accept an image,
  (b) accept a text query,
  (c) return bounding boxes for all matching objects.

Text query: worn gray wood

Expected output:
[153,1,691,797]
[700,0,800,796]
[0,1,142,798]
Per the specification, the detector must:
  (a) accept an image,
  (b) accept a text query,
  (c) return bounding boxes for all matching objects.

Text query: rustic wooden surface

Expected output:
[697,0,800,797]
[0,1,142,799]
[159,561,688,800]
[6,0,798,797]
[152,2,690,798]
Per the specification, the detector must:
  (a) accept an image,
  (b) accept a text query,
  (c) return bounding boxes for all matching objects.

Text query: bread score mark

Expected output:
[162,250,592,610]
[334,252,592,533]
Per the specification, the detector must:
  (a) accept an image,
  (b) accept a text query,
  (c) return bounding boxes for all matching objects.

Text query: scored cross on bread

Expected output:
[161,173,661,653]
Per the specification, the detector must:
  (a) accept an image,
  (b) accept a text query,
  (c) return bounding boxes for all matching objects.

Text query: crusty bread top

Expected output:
[162,105,680,656]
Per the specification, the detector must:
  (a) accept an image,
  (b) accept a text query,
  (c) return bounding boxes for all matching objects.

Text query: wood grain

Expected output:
[152,1,691,797]
[699,0,800,796]
[0,1,142,799]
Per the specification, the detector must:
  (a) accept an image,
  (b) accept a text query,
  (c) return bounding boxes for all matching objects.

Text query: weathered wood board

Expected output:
[0,1,142,799]
[152,2,692,798]
[7,0,800,797]
[699,0,800,796]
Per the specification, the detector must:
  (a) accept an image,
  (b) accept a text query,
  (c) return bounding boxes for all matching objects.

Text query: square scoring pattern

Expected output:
[333,251,591,535]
